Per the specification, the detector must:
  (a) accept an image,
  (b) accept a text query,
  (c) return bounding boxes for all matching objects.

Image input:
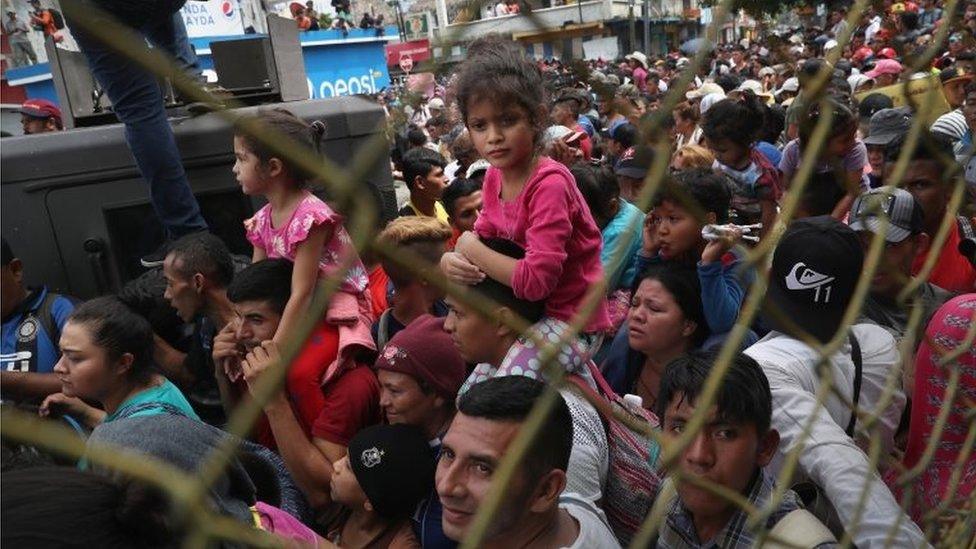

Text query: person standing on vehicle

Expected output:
[19,99,63,135]
[4,11,37,67]
[64,0,209,267]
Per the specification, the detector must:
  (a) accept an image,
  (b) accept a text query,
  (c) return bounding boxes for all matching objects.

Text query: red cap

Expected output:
[853,46,875,63]
[878,47,898,60]
[19,98,62,123]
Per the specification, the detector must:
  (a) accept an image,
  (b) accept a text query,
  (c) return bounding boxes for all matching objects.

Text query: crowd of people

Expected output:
[288,0,385,36]
[3,0,68,68]
[3,0,976,547]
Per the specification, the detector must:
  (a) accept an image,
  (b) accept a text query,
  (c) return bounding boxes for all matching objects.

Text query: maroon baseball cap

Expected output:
[19,99,62,123]
[374,314,467,400]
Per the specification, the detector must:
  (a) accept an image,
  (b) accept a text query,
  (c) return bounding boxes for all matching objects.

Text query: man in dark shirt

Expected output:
[849,186,952,344]
[159,232,237,425]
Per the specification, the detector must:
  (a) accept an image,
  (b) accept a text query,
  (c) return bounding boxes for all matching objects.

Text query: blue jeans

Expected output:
[169,11,201,78]
[69,0,207,239]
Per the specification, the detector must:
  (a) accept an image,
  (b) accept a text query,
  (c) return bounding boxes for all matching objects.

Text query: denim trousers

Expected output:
[69,0,207,239]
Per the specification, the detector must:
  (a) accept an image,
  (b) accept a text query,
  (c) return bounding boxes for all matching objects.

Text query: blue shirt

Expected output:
[104,379,200,423]
[413,439,457,549]
[1,287,74,376]
[601,200,644,292]
[577,114,596,137]
[756,141,782,168]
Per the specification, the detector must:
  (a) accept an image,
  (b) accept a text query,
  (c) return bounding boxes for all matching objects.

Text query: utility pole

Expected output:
[387,0,407,42]
[642,0,650,53]
[628,0,636,52]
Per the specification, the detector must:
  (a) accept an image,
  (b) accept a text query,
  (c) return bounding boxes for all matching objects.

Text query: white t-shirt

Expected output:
[445,160,460,182]
[559,493,621,549]
[558,389,610,506]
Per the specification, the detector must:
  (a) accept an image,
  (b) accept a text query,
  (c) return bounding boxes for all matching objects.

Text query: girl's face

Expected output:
[866,144,885,174]
[466,99,537,173]
[653,200,704,260]
[232,136,269,195]
[673,113,693,135]
[53,321,128,403]
[825,124,857,158]
[627,278,695,358]
[703,136,749,170]
[329,455,368,508]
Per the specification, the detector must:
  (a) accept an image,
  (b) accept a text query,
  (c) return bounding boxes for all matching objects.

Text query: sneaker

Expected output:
[140,242,171,268]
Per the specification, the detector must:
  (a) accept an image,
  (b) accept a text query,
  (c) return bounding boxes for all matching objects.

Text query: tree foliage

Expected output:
[699,0,812,19]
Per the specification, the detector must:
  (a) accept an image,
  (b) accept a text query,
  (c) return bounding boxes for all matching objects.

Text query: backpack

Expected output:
[49,8,64,30]
[567,361,663,546]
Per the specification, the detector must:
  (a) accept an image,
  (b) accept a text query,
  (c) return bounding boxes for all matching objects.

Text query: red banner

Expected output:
[386,39,431,68]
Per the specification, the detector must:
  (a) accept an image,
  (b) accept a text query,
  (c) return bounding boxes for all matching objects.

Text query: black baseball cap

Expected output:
[765,216,864,344]
[858,93,895,120]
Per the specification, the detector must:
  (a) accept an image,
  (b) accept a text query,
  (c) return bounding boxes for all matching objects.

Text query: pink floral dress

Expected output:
[244,191,368,296]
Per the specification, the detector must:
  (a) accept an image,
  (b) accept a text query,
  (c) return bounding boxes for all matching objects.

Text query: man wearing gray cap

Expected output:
[849,186,951,342]
[863,108,913,188]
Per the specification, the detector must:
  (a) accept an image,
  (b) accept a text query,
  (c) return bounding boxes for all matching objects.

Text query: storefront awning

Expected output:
[512,21,603,42]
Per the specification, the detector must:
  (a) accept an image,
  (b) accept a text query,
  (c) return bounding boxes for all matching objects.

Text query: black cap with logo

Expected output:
[348,424,435,519]
[765,216,864,343]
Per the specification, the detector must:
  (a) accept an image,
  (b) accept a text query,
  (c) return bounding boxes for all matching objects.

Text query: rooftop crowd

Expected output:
[2,0,975,547]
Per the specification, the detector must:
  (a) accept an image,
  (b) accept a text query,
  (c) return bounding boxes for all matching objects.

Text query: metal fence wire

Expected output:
[2,0,975,547]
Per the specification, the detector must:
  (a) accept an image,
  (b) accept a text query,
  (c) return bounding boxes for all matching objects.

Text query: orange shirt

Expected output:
[367,265,390,318]
[446,227,461,251]
[31,10,56,37]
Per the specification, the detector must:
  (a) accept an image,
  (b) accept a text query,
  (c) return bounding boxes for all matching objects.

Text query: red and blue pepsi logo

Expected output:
[220,0,235,19]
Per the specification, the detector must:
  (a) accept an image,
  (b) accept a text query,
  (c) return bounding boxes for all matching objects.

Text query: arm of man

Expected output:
[242,342,338,510]
[152,334,194,388]
[211,323,243,415]
[761,363,928,548]
[0,371,63,402]
[264,394,342,509]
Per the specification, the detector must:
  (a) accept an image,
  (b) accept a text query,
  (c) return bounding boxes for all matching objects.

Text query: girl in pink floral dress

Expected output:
[234,109,370,347]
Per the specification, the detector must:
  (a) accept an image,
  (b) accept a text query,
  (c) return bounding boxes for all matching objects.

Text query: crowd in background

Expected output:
[288,0,386,35]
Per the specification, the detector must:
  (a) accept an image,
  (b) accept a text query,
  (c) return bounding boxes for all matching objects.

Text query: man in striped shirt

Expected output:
[930,64,973,152]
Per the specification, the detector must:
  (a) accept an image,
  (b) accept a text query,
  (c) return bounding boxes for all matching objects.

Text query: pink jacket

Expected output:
[474,157,611,333]
[322,290,376,386]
